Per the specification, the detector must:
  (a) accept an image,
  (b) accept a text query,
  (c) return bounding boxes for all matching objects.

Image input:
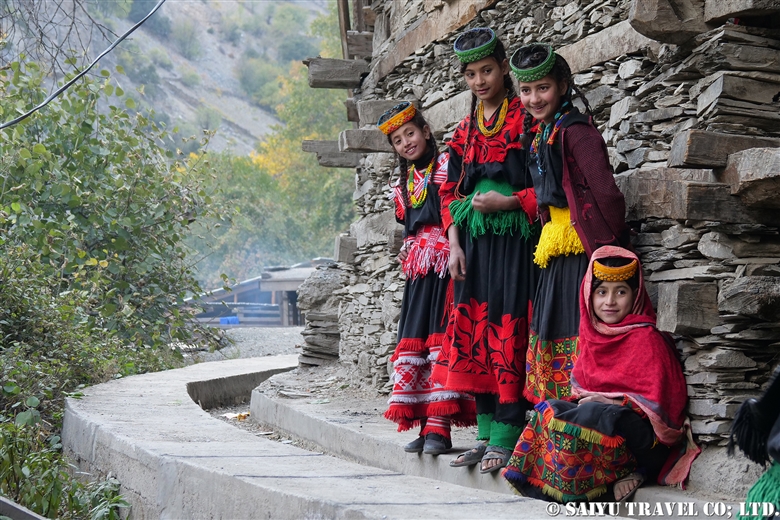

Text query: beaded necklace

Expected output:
[530,101,570,177]
[407,156,436,208]
[476,96,509,137]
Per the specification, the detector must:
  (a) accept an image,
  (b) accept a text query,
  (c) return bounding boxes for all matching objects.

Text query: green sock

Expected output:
[489,421,523,451]
[476,413,494,441]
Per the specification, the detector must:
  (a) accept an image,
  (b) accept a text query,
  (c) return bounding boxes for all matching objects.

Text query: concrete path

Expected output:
[252,377,742,520]
[62,356,561,519]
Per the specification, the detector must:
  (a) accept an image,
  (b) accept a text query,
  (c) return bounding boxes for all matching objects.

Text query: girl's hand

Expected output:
[471,191,520,214]
[397,249,409,263]
[578,395,621,406]
[449,244,466,281]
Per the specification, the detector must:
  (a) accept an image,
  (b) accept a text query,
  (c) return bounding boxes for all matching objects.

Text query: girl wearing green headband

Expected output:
[508,43,630,409]
[432,28,540,474]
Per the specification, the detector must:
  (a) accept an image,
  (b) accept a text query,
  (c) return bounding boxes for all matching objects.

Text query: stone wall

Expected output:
[301,0,780,446]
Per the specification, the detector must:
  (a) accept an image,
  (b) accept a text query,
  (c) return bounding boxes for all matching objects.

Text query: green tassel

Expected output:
[449,178,540,239]
[739,462,780,520]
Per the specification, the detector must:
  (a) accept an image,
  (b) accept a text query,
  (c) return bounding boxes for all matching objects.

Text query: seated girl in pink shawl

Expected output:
[503,246,699,502]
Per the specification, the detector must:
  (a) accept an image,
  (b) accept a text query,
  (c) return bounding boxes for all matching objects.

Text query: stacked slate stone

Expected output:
[296,265,347,366]
[605,24,780,445]
[332,153,405,390]
[320,0,780,448]
[368,0,632,109]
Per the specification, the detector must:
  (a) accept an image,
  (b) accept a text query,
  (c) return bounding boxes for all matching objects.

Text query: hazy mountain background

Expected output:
[1,0,355,290]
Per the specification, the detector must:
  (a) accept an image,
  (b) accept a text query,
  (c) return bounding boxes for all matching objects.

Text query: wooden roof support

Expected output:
[302,140,363,168]
[338,129,393,153]
[345,98,359,122]
[668,129,780,169]
[347,31,373,59]
[337,0,351,60]
[304,58,369,89]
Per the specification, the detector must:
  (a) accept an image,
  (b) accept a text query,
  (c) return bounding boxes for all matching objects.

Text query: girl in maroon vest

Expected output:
[510,43,630,406]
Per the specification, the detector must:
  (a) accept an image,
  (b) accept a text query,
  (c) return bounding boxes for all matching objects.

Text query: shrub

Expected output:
[172,19,202,60]
[0,422,129,519]
[196,107,222,131]
[179,66,200,88]
[149,48,173,70]
[278,36,318,63]
[236,56,283,107]
[116,47,161,98]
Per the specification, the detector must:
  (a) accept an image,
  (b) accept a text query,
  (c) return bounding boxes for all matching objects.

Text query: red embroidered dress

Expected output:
[433,97,540,405]
[384,152,475,436]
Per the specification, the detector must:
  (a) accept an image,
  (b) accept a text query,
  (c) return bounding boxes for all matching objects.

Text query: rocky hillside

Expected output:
[97,0,328,155]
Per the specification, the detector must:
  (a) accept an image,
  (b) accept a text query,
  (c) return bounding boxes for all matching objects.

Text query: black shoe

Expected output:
[404,436,425,453]
[423,433,452,455]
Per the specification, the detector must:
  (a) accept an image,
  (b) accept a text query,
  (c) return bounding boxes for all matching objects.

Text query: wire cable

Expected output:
[0,0,167,130]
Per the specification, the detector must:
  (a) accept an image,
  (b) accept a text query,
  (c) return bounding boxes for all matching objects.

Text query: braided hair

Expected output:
[385,111,439,207]
[454,32,514,199]
[512,45,592,148]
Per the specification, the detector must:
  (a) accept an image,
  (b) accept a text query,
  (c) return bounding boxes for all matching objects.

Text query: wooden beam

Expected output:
[721,147,780,209]
[346,31,373,59]
[362,5,376,27]
[336,0,350,60]
[352,0,365,33]
[617,167,773,224]
[338,129,393,153]
[305,58,369,89]
[344,98,359,122]
[667,129,780,168]
[364,0,499,86]
[697,74,780,115]
[357,99,414,128]
[302,140,363,168]
[657,282,720,335]
[705,0,780,23]
[559,20,662,74]
[317,153,362,168]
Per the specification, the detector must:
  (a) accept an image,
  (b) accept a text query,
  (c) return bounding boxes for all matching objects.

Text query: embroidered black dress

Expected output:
[433,96,540,450]
[384,151,475,437]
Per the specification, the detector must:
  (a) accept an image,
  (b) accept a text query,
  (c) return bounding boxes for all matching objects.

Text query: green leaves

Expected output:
[0,60,221,351]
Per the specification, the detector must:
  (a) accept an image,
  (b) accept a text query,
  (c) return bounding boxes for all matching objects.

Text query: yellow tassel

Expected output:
[534,206,585,268]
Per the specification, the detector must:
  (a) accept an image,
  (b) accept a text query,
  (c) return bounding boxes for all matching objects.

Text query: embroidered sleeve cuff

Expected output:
[513,187,538,222]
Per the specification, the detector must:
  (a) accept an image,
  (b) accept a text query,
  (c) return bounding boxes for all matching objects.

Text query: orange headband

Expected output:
[378,103,416,135]
[593,259,638,282]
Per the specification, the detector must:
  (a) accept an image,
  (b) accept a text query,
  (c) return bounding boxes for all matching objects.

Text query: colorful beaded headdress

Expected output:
[510,43,556,82]
[377,101,417,135]
[453,28,497,64]
[593,259,638,282]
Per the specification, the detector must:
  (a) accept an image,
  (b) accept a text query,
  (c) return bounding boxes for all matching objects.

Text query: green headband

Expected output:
[453,28,498,64]
[510,43,556,82]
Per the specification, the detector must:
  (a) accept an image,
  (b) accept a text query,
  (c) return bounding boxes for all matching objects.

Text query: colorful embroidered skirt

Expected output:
[524,251,588,403]
[385,271,475,433]
[433,226,539,404]
[503,400,637,502]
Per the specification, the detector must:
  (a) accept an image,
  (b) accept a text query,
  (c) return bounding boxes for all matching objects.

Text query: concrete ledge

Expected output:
[63,356,553,519]
[252,389,745,520]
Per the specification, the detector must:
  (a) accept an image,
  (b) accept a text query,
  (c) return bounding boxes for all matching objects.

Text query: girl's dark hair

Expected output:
[386,111,438,206]
[455,32,514,199]
[512,45,593,148]
[591,257,640,292]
